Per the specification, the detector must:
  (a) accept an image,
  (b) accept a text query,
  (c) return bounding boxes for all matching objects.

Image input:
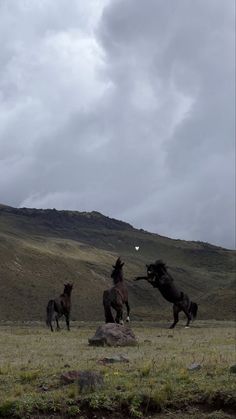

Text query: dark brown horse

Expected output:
[135,260,198,328]
[103,257,130,324]
[46,283,73,331]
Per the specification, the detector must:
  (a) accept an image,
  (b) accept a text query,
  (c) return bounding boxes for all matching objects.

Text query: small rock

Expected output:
[61,370,80,384]
[229,364,236,373]
[39,384,49,392]
[98,354,129,364]
[188,363,201,371]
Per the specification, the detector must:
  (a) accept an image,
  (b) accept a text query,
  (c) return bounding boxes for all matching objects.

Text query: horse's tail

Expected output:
[103,290,115,323]
[190,301,198,320]
[46,300,55,327]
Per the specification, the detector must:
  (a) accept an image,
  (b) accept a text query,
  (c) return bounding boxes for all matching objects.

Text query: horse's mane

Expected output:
[154,260,167,272]
[62,283,73,296]
[153,260,176,282]
[112,257,124,284]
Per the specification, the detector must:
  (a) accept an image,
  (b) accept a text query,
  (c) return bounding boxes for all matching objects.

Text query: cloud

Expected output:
[0,0,235,248]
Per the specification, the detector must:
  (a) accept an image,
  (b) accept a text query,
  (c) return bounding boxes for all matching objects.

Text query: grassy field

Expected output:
[0,321,235,418]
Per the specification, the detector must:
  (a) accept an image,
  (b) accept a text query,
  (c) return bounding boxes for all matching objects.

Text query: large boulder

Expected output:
[88,323,138,347]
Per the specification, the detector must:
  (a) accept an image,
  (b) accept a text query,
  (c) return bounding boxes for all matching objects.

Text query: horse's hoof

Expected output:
[119,320,124,325]
[126,316,130,322]
[185,326,190,329]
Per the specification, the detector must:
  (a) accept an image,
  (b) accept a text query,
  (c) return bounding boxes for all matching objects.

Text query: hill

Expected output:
[0,204,235,321]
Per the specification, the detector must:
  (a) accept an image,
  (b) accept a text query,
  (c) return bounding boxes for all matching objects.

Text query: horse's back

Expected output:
[103,284,128,306]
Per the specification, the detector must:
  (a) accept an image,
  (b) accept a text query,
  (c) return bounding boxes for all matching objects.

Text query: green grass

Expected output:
[0,321,235,418]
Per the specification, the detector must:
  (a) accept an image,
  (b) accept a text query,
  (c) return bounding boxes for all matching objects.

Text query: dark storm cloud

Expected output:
[0,0,235,248]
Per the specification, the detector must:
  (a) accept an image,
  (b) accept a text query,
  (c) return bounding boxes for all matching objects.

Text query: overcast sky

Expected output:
[0,0,235,249]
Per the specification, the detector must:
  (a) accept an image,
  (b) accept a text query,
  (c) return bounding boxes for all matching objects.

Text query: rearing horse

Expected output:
[103,257,130,324]
[135,260,198,328]
[46,283,73,332]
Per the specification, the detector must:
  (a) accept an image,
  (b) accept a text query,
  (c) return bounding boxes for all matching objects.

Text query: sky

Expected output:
[0,0,235,249]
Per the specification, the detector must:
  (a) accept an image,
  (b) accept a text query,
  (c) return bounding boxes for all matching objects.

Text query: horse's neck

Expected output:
[113,275,123,285]
[157,270,172,283]
[60,292,71,301]
[115,280,125,289]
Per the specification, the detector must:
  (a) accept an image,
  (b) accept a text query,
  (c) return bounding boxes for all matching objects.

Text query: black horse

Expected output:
[135,260,198,328]
[103,257,130,324]
[46,283,73,332]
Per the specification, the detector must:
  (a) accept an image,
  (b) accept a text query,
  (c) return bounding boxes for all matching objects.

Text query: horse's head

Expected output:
[111,257,124,284]
[146,260,167,278]
[146,263,157,279]
[63,283,73,295]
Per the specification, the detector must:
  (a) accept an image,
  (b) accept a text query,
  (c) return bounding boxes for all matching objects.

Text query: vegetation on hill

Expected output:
[0,204,235,321]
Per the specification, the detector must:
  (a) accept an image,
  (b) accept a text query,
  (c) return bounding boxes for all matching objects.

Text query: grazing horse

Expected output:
[135,260,198,328]
[46,283,73,332]
[103,257,130,324]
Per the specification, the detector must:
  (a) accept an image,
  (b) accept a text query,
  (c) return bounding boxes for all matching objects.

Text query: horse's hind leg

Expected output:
[46,300,54,332]
[103,290,115,323]
[47,320,53,332]
[169,305,179,329]
[47,316,54,332]
[125,301,130,322]
[55,314,62,331]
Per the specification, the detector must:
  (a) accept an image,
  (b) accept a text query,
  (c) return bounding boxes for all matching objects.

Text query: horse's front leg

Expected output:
[115,308,124,325]
[65,313,70,331]
[125,301,130,322]
[55,313,62,331]
[120,306,124,325]
[169,305,179,329]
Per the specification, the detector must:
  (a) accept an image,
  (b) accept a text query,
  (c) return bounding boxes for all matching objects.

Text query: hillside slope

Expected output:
[0,204,235,321]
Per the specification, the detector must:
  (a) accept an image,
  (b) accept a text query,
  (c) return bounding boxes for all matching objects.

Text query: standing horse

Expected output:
[46,283,73,331]
[103,257,130,324]
[135,260,198,328]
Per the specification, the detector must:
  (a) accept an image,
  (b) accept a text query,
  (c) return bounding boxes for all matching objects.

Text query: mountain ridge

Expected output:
[0,204,235,321]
